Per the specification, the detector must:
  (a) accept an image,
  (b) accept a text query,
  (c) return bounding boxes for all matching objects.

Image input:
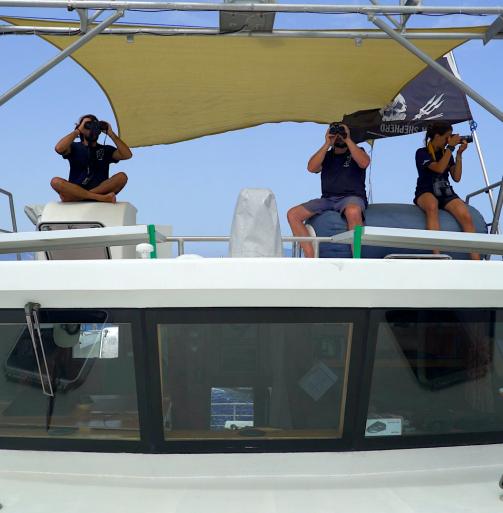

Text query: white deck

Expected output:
[0,444,502,513]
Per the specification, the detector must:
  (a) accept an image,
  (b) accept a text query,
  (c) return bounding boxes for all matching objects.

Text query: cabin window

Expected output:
[157,322,353,440]
[366,310,503,438]
[0,312,140,440]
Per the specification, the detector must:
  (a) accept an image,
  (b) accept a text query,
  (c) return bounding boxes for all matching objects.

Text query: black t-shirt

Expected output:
[320,149,367,199]
[415,146,455,199]
[63,141,118,190]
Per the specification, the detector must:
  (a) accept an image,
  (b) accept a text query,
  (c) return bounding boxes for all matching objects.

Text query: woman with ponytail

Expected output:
[414,121,479,260]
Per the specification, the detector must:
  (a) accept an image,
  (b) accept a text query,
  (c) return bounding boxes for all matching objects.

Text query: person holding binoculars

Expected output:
[53,114,132,203]
[287,122,370,258]
[414,121,479,260]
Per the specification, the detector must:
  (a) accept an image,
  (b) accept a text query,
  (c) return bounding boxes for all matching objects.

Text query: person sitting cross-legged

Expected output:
[52,114,132,203]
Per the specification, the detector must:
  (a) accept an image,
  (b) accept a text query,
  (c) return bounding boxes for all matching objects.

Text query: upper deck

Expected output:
[0,256,502,308]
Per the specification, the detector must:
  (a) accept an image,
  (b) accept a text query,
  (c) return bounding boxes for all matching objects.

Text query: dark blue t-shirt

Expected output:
[63,141,118,190]
[320,149,367,199]
[414,146,455,199]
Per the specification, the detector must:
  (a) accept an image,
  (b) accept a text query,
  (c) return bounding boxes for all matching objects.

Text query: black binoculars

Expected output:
[329,122,347,138]
[84,120,108,132]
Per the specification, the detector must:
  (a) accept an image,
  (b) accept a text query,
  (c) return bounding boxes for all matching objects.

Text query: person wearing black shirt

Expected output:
[52,114,132,203]
[287,124,370,258]
[414,122,479,260]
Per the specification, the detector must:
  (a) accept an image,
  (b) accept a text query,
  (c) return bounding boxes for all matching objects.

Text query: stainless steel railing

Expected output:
[163,235,341,258]
[0,188,20,260]
[466,176,503,234]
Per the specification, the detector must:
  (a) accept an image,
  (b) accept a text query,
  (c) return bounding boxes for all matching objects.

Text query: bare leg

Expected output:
[342,204,364,231]
[287,205,316,258]
[342,203,364,256]
[416,192,440,254]
[89,172,128,195]
[51,177,116,203]
[444,198,480,260]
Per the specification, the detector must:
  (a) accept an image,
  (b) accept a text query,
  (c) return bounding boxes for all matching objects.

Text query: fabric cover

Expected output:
[307,203,487,259]
[1,18,484,147]
[229,188,283,257]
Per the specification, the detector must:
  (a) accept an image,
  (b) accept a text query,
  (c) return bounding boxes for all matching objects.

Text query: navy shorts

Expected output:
[302,195,367,218]
[414,192,460,210]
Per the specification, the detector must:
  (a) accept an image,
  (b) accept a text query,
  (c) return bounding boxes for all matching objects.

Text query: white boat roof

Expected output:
[0,258,502,308]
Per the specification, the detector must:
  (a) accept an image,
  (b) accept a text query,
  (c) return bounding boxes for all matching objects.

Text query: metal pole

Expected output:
[0,188,20,260]
[76,8,89,32]
[0,10,123,107]
[369,15,503,123]
[7,192,20,260]
[0,1,503,15]
[447,51,496,217]
[368,0,400,30]
[1,25,503,40]
[88,9,105,22]
[491,178,503,234]
[471,127,496,215]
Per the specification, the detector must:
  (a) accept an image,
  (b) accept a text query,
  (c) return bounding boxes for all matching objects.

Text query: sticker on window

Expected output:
[365,417,402,437]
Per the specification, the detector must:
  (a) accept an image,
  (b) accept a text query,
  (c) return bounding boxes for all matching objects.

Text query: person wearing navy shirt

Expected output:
[53,114,132,203]
[414,121,479,260]
[287,123,370,258]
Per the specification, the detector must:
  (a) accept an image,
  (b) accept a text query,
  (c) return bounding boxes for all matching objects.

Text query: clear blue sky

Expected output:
[0,0,502,256]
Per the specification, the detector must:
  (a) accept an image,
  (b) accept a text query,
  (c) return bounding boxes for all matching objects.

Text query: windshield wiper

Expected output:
[24,302,54,397]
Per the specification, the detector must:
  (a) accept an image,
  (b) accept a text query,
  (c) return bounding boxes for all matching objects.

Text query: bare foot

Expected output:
[95,192,116,204]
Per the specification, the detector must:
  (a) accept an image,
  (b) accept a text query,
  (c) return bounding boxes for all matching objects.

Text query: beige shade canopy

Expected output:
[4,18,484,147]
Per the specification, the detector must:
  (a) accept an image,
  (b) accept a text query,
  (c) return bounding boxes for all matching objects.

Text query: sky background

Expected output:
[0,0,502,256]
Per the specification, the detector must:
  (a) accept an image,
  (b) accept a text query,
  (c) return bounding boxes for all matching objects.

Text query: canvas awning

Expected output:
[3,18,485,147]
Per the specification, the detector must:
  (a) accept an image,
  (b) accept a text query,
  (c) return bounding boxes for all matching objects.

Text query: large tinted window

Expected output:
[158,322,353,440]
[366,310,503,438]
[0,313,140,440]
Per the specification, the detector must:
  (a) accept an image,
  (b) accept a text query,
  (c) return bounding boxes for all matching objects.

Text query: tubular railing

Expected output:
[2,225,503,259]
[163,235,339,258]
[0,188,20,260]
[465,176,503,234]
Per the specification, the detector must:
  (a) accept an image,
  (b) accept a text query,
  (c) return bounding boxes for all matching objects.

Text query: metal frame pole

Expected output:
[368,0,401,30]
[1,2,503,15]
[471,127,496,215]
[369,15,503,123]
[447,51,496,217]
[0,188,20,260]
[491,178,503,234]
[2,26,503,39]
[0,9,123,107]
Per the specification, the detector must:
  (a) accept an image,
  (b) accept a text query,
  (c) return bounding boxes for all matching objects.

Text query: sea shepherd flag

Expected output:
[342,56,472,143]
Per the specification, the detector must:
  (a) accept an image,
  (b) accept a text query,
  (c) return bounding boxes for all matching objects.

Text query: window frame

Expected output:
[0,307,501,454]
[0,308,150,454]
[144,307,369,454]
[356,308,503,452]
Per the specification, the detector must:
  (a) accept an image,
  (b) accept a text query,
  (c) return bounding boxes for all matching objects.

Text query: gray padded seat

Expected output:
[307,203,487,259]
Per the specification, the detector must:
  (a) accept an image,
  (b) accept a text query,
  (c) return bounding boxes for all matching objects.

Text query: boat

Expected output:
[0,2,503,512]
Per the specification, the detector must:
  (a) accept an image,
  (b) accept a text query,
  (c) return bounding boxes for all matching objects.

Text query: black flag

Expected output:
[342,56,472,143]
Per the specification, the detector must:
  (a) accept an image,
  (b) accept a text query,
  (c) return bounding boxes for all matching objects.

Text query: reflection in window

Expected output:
[366,310,503,437]
[158,322,352,440]
[210,387,253,430]
[0,322,139,439]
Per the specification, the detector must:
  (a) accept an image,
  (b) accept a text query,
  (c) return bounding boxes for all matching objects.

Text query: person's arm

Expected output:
[307,129,332,173]
[341,124,370,169]
[103,122,133,161]
[449,140,467,183]
[427,134,461,174]
[55,128,80,155]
